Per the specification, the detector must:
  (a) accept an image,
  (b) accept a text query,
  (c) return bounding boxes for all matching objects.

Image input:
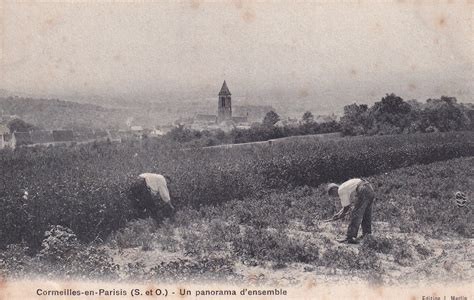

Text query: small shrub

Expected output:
[322,246,380,271]
[415,243,434,257]
[38,225,80,261]
[108,218,156,250]
[154,220,181,253]
[36,225,119,279]
[232,228,319,265]
[391,238,414,266]
[361,235,393,254]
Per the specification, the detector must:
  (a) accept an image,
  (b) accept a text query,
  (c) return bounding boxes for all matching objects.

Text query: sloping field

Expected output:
[0,131,473,251]
[102,156,474,284]
[1,157,472,284]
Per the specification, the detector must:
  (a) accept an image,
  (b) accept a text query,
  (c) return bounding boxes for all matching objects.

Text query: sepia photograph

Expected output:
[0,1,472,299]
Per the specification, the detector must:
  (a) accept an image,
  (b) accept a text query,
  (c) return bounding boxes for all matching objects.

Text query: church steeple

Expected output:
[218,81,232,123]
[219,80,231,96]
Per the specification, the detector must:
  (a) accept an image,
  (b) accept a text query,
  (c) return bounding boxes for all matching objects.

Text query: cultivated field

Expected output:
[0,132,472,284]
[103,157,473,285]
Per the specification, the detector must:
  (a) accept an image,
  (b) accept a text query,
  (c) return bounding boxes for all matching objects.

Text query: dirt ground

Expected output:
[106,219,473,286]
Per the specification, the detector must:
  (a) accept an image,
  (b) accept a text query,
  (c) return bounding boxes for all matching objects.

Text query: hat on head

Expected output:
[327,183,339,194]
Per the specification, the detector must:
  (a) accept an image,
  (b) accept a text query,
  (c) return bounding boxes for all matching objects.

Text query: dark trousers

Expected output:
[128,179,172,221]
[347,182,375,239]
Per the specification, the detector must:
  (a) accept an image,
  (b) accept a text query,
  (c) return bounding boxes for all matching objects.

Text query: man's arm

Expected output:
[337,205,352,219]
[325,205,351,222]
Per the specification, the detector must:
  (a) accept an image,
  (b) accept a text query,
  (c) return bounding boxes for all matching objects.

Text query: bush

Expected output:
[36,225,118,279]
[38,225,80,261]
[321,246,380,271]
[361,235,393,254]
[108,218,157,250]
[1,226,119,279]
[391,238,414,266]
[232,227,320,265]
[415,243,434,257]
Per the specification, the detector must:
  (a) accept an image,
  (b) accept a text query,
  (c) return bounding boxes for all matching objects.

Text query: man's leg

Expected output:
[361,198,373,235]
[361,185,375,235]
[346,191,370,240]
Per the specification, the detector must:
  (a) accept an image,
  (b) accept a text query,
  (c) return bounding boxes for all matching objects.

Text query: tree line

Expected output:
[165,111,340,147]
[163,94,473,147]
[340,94,473,135]
[3,93,472,148]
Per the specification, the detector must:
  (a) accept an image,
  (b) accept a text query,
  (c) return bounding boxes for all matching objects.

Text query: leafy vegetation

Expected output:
[0,131,472,251]
[262,110,281,126]
[1,157,471,283]
[165,119,341,147]
[340,94,473,135]
[5,118,37,133]
[164,94,473,147]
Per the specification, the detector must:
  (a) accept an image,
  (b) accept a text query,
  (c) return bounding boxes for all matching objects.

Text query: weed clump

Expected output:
[149,257,239,282]
[1,225,119,279]
[322,246,380,271]
[361,235,393,254]
[232,227,319,265]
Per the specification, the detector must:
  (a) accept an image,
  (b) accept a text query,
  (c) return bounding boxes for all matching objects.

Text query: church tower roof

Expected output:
[218,80,231,96]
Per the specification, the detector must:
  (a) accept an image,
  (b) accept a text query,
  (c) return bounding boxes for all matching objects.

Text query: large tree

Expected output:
[262,111,280,126]
[7,118,35,133]
[369,93,412,134]
[301,111,314,124]
[340,103,370,135]
[420,96,466,132]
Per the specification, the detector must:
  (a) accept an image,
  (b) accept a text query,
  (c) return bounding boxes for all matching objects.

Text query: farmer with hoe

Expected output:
[326,178,375,244]
[128,173,174,220]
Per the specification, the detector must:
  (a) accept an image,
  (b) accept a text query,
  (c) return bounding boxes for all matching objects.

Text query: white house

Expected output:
[0,124,10,149]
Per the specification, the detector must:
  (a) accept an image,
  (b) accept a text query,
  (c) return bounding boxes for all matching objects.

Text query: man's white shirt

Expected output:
[337,178,363,207]
[138,173,171,204]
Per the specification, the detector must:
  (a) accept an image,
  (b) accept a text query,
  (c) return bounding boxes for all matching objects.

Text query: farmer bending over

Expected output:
[128,173,174,220]
[326,178,375,244]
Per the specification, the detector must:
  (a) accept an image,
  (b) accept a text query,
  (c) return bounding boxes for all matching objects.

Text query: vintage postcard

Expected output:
[0,1,472,299]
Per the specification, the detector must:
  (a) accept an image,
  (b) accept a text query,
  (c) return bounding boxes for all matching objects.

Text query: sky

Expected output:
[0,1,472,109]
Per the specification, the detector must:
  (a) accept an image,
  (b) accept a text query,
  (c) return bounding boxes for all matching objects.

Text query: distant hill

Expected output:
[0,96,209,130]
[0,97,126,130]
[0,95,296,130]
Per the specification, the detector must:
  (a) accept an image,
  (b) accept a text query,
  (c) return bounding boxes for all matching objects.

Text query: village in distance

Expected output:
[0,81,339,150]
